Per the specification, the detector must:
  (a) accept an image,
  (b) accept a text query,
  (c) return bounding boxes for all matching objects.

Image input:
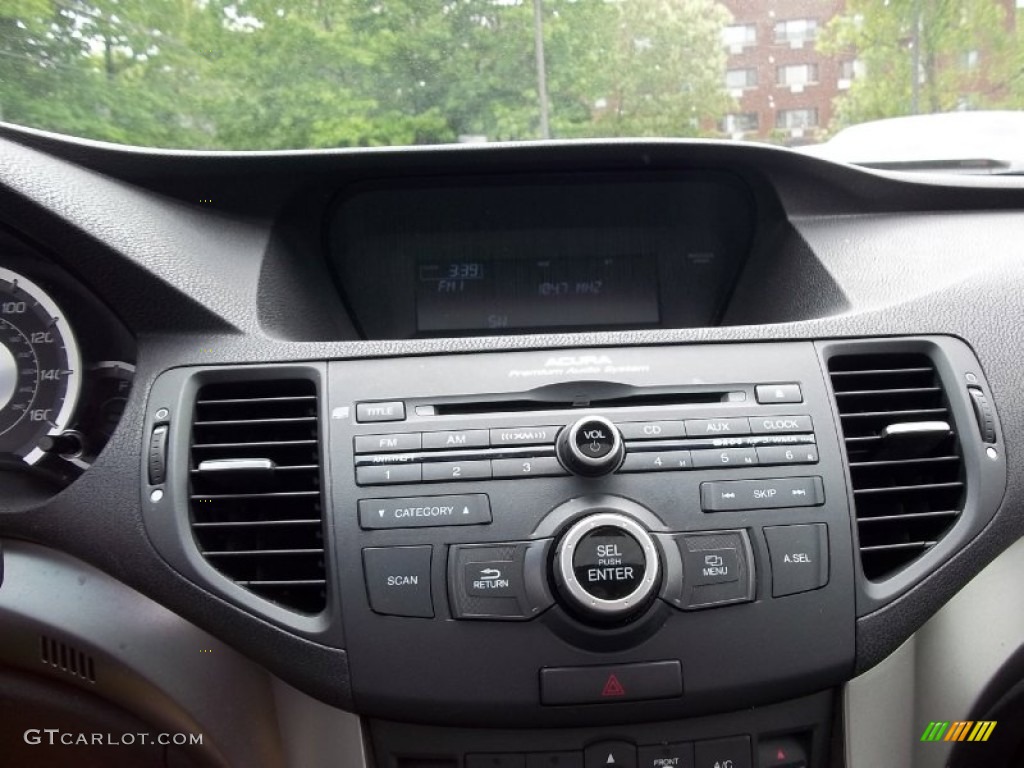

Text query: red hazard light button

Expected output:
[539,660,682,706]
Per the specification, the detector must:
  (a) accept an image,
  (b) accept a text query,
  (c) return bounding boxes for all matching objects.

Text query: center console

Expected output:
[329,342,855,729]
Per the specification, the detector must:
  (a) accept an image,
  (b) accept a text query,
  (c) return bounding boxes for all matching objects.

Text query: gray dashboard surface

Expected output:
[0,123,1022,707]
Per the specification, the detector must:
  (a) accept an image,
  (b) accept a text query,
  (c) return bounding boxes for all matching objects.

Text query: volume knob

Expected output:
[556,416,624,477]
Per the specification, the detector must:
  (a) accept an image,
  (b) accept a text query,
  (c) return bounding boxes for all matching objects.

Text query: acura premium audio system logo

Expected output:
[920,720,997,743]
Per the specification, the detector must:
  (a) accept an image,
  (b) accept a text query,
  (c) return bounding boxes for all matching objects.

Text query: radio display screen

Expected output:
[416,255,659,332]
[330,174,755,339]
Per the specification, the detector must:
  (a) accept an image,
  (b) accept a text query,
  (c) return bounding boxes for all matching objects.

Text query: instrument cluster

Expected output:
[0,238,135,498]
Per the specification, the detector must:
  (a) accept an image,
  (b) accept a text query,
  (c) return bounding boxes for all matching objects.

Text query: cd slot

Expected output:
[426,388,741,417]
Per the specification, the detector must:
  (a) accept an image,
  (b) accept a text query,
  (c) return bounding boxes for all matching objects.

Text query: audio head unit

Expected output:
[328,343,856,725]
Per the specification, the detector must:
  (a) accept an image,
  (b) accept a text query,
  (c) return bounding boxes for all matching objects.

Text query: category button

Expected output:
[362,546,433,618]
[358,494,491,530]
[684,418,751,437]
[700,477,825,512]
[422,429,490,450]
[490,426,559,446]
[354,432,422,453]
[749,415,813,434]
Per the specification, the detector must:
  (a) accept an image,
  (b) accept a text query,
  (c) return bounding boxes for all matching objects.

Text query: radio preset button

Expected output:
[354,432,422,454]
[618,420,686,440]
[356,463,422,486]
[422,460,492,482]
[755,384,803,404]
[749,414,813,434]
[691,447,758,468]
[492,457,567,478]
[756,445,819,465]
[422,429,489,450]
[684,417,751,437]
[620,450,692,473]
[490,426,559,447]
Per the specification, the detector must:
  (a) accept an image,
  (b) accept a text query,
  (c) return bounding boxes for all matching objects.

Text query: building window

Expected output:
[774,19,818,45]
[722,24,757,48]
[776,108,818,130]
[722,112,760,133]
[776,64,819,86]
[839,60,863,80]
[725,68,758,89]
[959,50,980,70]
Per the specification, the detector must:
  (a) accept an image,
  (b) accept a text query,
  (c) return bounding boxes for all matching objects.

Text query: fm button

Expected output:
[556,416,625,477]
[555,513,660,622]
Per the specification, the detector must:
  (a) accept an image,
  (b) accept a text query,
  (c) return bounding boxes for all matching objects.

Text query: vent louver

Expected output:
[828,353,965,580]
[189,378,327,613]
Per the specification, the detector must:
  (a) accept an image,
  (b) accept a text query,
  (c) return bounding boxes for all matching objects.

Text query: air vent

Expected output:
[40,635,96,683]
[828,353,965,580]
[189,378,327,613]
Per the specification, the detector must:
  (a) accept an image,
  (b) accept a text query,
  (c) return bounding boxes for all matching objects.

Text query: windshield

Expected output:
[1,0,1022,157]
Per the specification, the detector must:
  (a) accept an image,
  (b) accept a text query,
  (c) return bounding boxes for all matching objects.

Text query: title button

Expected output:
[356,401,406,423]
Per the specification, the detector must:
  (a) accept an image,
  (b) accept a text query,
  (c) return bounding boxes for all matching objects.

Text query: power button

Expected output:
[556,416,625,477]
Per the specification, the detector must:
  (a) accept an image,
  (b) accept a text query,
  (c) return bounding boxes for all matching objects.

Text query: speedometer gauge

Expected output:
[0,267,81,465]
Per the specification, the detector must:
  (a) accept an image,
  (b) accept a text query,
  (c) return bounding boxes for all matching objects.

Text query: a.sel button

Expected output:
[362,546,433,618]
[765,524,829,597]
[700,477,824,512]
[358,494,491,530]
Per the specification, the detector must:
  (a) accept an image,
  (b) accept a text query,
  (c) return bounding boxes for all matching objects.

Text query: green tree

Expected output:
[584,0,733,137]
[820,0,1018,129]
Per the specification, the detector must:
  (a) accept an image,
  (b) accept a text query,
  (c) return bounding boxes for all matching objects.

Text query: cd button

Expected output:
[618,420,686,441]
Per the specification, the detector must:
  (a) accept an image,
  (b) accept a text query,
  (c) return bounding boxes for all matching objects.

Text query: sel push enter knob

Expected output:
[556,415,625,477]
[554,512,660,622]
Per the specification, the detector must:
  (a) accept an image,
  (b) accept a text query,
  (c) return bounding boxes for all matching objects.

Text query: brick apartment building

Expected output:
[717,0,1021,144]
[718,0,849,144]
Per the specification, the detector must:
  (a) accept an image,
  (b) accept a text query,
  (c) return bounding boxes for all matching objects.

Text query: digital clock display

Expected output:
[415,255,659,332]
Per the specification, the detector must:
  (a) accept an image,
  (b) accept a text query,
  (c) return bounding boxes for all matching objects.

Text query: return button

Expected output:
[358,494,491,530]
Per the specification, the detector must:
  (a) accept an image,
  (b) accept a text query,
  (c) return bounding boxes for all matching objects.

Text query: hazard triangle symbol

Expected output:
[601,673,626,697]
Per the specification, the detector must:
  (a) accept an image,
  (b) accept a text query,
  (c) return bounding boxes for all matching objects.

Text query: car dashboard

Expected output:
[1,126,1024,768]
